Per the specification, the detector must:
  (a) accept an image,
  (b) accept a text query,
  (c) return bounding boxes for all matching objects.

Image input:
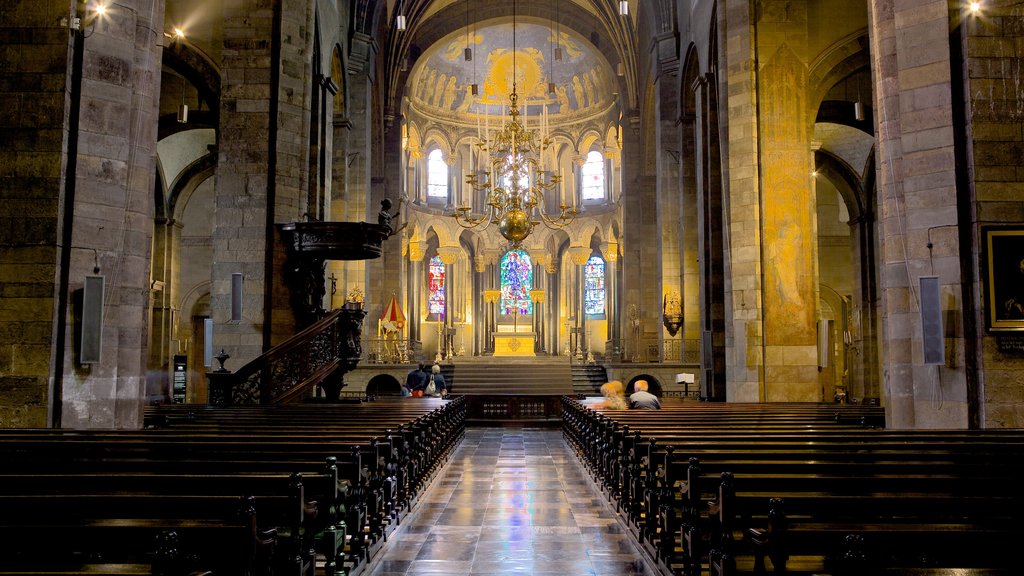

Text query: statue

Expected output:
[378,198,407,237]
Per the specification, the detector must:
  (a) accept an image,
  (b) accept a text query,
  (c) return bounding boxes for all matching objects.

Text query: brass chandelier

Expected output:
[452,1,577,247]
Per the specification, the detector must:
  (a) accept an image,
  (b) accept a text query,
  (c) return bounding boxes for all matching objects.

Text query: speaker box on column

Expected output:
[80,275,105,364]
[203,318,214,368]
[230,273,243,322]
[817,319,831,368]
[920,276,945,365]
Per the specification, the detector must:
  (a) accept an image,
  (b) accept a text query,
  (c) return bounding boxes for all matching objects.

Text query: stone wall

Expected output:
[964,2,1024,427]
[0,0,71,427]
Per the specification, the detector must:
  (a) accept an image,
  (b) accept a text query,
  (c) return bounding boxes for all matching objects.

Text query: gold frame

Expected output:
[985,227,1024,331]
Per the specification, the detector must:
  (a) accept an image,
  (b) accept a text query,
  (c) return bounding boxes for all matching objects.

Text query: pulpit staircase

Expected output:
[447,357,573,425]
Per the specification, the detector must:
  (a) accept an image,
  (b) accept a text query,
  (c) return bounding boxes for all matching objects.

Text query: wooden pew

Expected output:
[561,397,1024,576]
[0,397,466,575]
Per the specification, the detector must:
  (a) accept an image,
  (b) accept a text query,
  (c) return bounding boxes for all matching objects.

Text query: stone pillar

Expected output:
[542,259,557,355]
[407,240,427,348]
[868,0,968,428]
[474,255,486,355]
[46,0,163,428]
[753,0,820,401]
[437,245,462,358]
[567,246,591,357]
[602,241,620,357]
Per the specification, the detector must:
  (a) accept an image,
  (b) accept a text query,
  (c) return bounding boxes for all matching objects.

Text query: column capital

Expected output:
[600,241,620,263]
[545,258,559,275]
[437,245,463,264]
[567,245,592,266]
[474,255,487,273]
[408,240,428,262]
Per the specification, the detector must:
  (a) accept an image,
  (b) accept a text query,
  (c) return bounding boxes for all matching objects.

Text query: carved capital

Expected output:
[545,259,559,274]
[437,245,463,264]
[408,240,428,262]
[567,245,592,266]
[601,241,620,263]
[474,255,487,273]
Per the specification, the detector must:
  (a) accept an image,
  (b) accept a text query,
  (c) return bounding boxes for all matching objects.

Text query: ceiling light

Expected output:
[396,13,407,31]
[619,1,629,16]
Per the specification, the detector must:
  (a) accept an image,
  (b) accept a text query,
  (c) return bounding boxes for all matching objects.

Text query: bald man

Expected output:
[629,380,661,410]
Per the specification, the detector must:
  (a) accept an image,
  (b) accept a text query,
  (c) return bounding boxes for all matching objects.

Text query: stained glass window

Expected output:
[427,149,448,198]
[581,150,605,200]
[500,250,533,315]
[584,255,605,315]
[428,255,445,317]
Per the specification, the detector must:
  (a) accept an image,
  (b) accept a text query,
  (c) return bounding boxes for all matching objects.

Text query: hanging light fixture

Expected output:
[396,1,407,31]
[619,0,629,16]
[177,76,189,124]
[453,0,576,247]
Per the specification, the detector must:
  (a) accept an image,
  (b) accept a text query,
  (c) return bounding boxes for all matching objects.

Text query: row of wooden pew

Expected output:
[562,398,1024,576]
[0,397,466,576]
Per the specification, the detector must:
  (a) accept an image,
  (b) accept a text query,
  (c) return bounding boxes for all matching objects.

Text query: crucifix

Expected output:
[328,273,337,309]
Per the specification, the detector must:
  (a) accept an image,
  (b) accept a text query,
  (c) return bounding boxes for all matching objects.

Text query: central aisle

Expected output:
[366,428,658,576]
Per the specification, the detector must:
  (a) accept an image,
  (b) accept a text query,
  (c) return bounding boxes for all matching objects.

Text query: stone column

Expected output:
[52,0,163,428]
[474,255,486,355]
[407,240,427,349]
[868,0,967,428]
[437,245,463,357]
[601,241,620,357]
[567,246,591,358]
[543,259,557,355]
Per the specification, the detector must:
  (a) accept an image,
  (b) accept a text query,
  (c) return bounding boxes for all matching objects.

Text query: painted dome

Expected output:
[407,19,616,120]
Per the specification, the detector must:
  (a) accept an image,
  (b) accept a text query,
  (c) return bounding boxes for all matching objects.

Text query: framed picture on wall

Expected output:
[984,227,1024,331]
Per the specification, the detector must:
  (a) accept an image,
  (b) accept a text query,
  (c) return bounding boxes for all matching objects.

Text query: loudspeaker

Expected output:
[817,319,831,368]
[920,276,944,365]
[204,318,214,368]
[80,275,104,364]
[230,273,243,322]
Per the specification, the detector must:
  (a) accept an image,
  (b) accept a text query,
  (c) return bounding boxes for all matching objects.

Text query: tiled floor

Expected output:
[365,428,659,576]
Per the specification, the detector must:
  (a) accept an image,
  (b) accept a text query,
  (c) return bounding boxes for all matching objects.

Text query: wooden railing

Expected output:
[208,307,367,405]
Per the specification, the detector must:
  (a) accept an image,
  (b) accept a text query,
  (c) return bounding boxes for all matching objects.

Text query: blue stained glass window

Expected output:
[428,255,445,316]
[500,250,533,315]
[584,255,605,315]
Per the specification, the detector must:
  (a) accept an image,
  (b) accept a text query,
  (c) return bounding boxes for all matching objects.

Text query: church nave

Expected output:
[366,428,657,576]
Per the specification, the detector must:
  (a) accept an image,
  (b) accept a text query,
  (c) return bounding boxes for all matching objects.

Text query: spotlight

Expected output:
[969,1,981,13]
[174,27,185,39]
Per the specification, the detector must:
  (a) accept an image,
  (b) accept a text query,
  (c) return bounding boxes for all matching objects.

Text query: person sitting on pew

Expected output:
[426,364,448,397]
[405,363,427,397]
[596,380,628,410]
[629,380,661,410]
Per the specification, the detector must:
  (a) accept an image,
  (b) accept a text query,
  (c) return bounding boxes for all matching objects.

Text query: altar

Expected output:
[493,332,536,357]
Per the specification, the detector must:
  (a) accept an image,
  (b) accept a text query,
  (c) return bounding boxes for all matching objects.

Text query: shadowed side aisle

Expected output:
[365,428,658,576]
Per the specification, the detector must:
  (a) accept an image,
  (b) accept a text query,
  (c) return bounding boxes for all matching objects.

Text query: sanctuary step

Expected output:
[445,356,573,425]
[448,356,573,396]
[570,364,608,395]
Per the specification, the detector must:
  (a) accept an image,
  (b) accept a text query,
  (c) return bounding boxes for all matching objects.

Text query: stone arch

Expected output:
[366,373,402,396]
[626,374,663,397]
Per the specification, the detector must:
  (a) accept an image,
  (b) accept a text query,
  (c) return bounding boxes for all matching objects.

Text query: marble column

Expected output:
[601,241,620,358]
[407,240,427,349]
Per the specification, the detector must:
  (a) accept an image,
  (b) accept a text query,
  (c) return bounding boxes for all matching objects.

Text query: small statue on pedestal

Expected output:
[378,198,407,237]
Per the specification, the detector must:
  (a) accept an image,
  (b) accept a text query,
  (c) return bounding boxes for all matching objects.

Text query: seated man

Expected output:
[404,363,427,397]
[629,379,661,410]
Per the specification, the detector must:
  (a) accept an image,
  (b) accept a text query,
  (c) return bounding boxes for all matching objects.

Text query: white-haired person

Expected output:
[426,364,448,397]
[629,379,661,410]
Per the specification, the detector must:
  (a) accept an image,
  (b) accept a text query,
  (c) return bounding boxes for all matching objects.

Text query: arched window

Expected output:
[584,255,605,315]
[581,150,605,200]
[500,249,533,315]
[427,149,448,198]
[428,255,446,317]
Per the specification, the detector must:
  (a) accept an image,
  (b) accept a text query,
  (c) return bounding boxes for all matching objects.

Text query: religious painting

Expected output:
[500,249,533,315]
[984,227,1024,331]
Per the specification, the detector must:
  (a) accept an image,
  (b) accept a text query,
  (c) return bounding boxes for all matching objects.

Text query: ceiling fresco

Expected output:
[407,20,616,120]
